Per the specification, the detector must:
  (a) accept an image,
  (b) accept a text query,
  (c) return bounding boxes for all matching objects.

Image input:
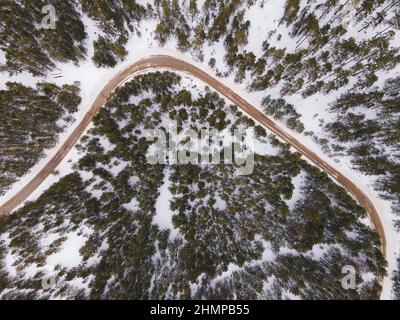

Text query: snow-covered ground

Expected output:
[0,0,398,299]
[154,168,180,238]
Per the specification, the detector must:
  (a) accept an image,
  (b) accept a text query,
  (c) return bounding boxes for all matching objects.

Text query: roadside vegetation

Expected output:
[0,82,81,195]
[0,72,385,299]
[0,0,399,299]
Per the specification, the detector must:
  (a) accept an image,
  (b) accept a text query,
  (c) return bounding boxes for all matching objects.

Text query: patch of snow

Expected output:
[153,168,180,238]
[46,231,88,269]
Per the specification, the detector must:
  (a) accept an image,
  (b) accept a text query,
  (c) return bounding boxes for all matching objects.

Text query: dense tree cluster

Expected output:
[92,35,127,68]
[0,81,81,195]
[326,76,400,215]
[0,73,385,299]
[0,0,86,76]
[252,33,399,96]
[393,258,400,299]
[80,0,148,36]
[262,95,305,132]
[0,0,398,300]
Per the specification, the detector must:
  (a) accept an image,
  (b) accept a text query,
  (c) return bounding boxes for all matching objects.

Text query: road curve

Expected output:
[0,55,387,288]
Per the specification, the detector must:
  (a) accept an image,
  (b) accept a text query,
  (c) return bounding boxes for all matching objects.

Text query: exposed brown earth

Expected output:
[0,55,386,285]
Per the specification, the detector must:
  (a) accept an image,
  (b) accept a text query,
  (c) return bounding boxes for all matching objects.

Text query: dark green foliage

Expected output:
[0,72,385,300]
[393,259,400,299]
[154,0,191,49]
[326,76,400,214]
[80,0,147,36]
[281,0,301,25]
[0,0,86,76]
[92,36,127,68]
[262,95,304,132]
[0,81,81,194]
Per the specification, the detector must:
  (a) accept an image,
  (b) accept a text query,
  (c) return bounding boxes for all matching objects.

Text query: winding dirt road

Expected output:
[0,55,386,284]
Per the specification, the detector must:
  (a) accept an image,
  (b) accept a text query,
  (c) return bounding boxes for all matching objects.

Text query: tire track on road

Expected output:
[0,55,388,296]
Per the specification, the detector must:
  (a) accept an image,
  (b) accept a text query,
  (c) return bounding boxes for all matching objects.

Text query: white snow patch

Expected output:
[153,169,180,238]
[46,231,88,269]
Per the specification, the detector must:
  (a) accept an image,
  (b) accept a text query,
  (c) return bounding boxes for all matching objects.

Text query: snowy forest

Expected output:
[0,0,399,299]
